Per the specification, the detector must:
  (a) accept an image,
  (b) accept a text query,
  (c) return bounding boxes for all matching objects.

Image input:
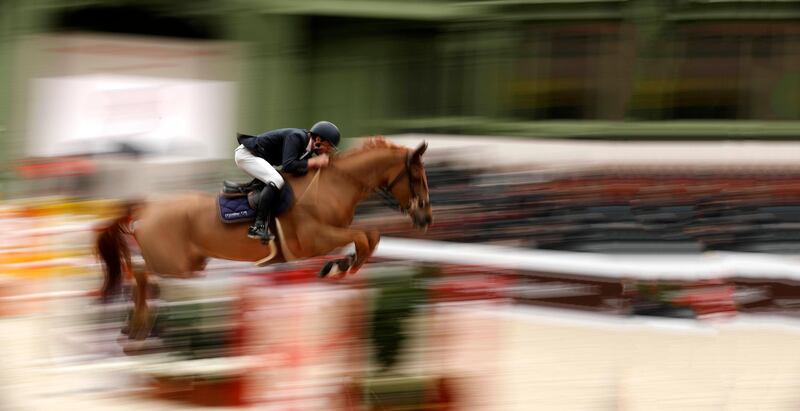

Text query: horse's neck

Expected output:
[303,148,402,225]
[333,149,403,191]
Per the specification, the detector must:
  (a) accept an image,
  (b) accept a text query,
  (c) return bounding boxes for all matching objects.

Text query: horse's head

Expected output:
[385,141,433,230]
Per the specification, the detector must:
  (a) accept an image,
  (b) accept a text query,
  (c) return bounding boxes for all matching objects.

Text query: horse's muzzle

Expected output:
[411,211,433,231]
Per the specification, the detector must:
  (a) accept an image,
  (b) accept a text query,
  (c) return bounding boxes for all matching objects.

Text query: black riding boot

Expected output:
[248,183,278,242]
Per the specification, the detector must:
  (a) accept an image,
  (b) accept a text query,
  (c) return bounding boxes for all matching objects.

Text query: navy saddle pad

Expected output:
[217,184,294,224]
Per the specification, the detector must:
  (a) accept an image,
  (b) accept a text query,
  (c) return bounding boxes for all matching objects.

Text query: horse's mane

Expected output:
[336,136,407,159]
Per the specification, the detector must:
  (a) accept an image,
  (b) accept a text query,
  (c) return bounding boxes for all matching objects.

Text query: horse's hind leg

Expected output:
[129,265,151,340]
[127,254,205,341]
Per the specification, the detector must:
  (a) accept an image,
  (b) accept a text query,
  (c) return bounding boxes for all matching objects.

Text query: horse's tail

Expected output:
[96,204,134,303]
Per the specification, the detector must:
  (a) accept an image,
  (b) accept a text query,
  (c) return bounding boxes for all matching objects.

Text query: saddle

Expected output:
[217,179,294,224]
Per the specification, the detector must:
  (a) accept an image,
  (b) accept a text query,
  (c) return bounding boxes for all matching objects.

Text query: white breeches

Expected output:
[234,144,285,189]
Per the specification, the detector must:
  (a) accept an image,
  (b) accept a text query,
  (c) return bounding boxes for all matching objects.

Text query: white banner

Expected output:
[20,34,239,159]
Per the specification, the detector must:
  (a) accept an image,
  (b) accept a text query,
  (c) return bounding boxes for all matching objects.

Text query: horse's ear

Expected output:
[412,141,428,161]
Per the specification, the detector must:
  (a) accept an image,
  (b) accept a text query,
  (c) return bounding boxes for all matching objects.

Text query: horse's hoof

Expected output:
[336,257,352,273]
[319,261,335,278]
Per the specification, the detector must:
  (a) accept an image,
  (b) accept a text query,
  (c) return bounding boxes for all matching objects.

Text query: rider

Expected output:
[234,121,340,242]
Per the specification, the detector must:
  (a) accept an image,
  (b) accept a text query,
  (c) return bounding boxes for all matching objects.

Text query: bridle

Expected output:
[328,152,428,214]
[378,153,429,214]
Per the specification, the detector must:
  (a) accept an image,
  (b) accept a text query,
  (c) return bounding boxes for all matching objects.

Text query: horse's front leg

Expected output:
[355,230,380,272]
[300,224,377,279]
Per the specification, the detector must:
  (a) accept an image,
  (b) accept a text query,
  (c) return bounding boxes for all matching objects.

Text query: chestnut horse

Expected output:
[96,137,432,339]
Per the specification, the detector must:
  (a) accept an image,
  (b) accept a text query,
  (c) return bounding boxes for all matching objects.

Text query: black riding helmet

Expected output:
[309,121,341,147]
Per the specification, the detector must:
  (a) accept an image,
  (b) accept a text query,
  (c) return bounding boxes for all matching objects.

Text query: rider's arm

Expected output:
[281,132,310,175]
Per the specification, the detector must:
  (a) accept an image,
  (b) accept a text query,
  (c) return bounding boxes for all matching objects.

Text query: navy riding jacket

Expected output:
[238,128,312,176]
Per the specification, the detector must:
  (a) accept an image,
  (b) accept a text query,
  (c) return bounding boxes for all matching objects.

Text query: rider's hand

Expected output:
[309,154,329,169]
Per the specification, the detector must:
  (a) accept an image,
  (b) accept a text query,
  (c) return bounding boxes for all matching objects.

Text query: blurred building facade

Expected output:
[3,0,800,166]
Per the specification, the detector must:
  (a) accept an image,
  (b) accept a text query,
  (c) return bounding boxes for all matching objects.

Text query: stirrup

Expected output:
[248,222,265,239]
[248,223,274,243]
